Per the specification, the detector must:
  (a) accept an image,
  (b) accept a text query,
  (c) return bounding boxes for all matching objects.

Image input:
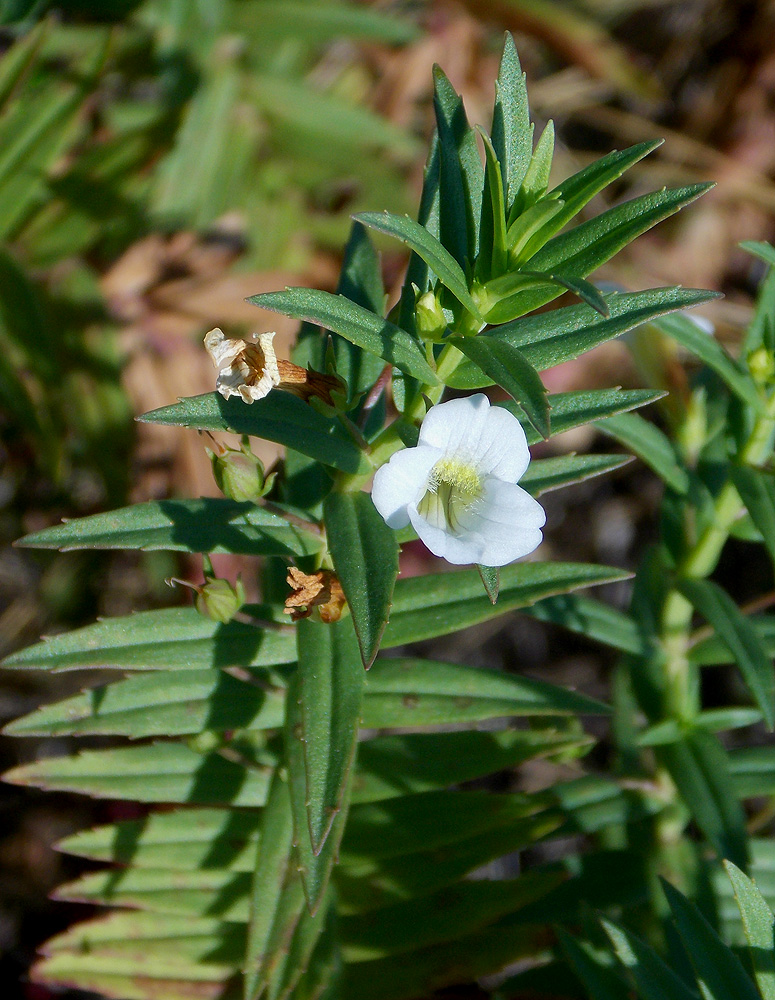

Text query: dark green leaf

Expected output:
[295,617,364,854]
[679,577,775,728]
[662,878,761,1000]
[595,411,690,494]
[354,211,481,318]
[730,465,775,563]
[724,860,775,1000]
[657,728,748,869]
[521,454,631,496]
[601,918,700,1000]
[525,593,643,655]
[491,33,533,205]
[323,491,398,668]
[478,564,500,603]
[16,498,323,557]
[449,334,549,437]
[247,287,437,384]
[139,391,367,474]
[558,930,630,1000]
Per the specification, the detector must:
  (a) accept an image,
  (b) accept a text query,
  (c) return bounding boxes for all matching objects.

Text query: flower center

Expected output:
[417,457,483,533]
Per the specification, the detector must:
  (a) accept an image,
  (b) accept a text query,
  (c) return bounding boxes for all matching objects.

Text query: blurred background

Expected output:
[1,0,775,994]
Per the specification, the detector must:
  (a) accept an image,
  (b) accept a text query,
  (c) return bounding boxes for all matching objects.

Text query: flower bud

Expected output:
[748,346,775,387]
[208,439,273,502]
[195,575,246,623]
[415,289,447,342]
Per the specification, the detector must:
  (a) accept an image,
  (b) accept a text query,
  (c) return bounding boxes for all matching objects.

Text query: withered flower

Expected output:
[284,566,346,623]
[205,328,342,407]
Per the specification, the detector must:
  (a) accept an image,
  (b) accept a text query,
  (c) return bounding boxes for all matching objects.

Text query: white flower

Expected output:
[372,393,546,567]
[205,328,280,403]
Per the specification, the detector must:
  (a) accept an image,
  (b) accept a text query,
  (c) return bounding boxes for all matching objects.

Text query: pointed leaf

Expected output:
[679,577,775,728]
[449,335,550,437]
[662,879,761,1000]
[558,930,630,1000]
[601,918,701,1000]
[724,860,775,1000]
[521,269,610,316]
[526,593,643,655]
[521,453,632,496]
[16,498,323,557]
[247,287,437,384]
[295,617,363,854]
[477,129,508,279]
[354,211,482,318]
[730,465,775,563]
[139,391,366,474]
[491,33,533,204]
[657,728,748,868]
[323,491,398,668]
[478,564,500,603]
[595,411,690,494]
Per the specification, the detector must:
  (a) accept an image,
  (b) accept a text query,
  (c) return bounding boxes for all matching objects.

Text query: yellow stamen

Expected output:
[417,457,482,533]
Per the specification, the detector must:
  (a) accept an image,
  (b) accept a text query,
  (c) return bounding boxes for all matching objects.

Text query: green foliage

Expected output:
[9,31,775,1000]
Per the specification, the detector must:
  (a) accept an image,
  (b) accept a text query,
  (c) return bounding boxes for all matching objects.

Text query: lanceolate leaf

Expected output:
[243,769,296,1000]
[449,335,550,438]
[730,464,775,563]
[354,211,482,318]
[491,32,532,204]
[595,411,690,494]
[16,498,324,557]
[655,312,761,411]
[724,861,775,1000]
[431,66,484,265]
[662,878,761,1000]
[139,391,367,474]
[295,617,364,854]
[477,130,508,278]
[520,454,632,496]
[2,605,296,672]
[601,918,700,1000]
[678,577,775,728]
[477,564,500,604]
[446,287,719,389]
[557,930,631,1000]
[247,287,437,384]
[657,728,748,869]
[323,491,399,668]
[520,269,610,316]
[525,593,643,655]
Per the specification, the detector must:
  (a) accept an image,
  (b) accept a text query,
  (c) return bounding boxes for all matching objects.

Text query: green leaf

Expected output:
[525,593,643,655]
[656,728,748,869]
[520,454,632,496]
[491,33,533,205]
[2,605,296,673]
[478,564,500,603]
[730,465,775,563]
[3,741,271,806]
[449,335,550,437]
[139,391,367,474]
[662,878,761,1000]
[447,287,720,389]
[354,211,482,318]
[516,120,555,211]
[431,66,484,265]
[530,184,713,276]
[678,577,775,728]
[558,930,630,1000]
[595,411,690,494]
[294,617,363,855]
[638,708,763,746]
[323,491,398,669]
[730,746,775,798]
[362,656,608,728]
[248,286,436,384]
[477,130,508,278]
[243,769,296,1000]
[655,313,762,411]
[333,221,388,402]
[16,498,324,557]
[382,561,631,648]
[519,269,610,316]
[353,729,594,803]
[251,1,419,43]
[601,917,700,1000]
[741,240,775,269]
[2,667,285,738]
[285,668,350,914]
[527,141,662,252]
[724,860,775,1000]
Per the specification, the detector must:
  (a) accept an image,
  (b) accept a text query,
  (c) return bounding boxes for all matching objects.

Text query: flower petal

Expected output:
[456,479,546,566]
[418,394,531,482]
[371,445,441,529]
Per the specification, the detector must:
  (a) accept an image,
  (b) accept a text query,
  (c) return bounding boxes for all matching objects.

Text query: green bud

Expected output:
[208,439,273,502]
[415,289,447,342]
[195,575,245,623]
[748,346,775,386]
